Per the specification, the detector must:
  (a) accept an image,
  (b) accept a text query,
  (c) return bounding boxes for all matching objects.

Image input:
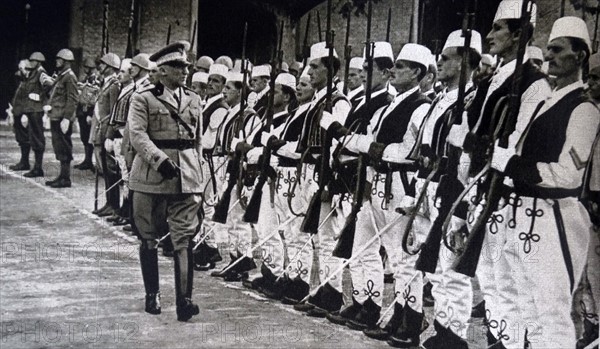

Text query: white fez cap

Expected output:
[275,73,297,91]
[310,42,338,61]
[226,71,244,83]
[548,16,592,51]
[443,30,483,56]
[281,62,289,73]
[252,64,271,78]
[196,56,213,70]
[208,63,228,78]
[365,41,394,61]
[215,56,233,70]
[590,53,600,70]
[526,46,544,61]
[290,61,303,72]
[494,0,537,26]
[396,43,433,68]
[349,57,364,70]
[192,72,209,84]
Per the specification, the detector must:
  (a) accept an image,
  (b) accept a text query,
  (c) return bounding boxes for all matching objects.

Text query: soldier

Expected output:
[9,60,33,172]
[195,63,229,270]
[289,61,303,80]
[248,64,271,113]
[74,57,101,171]
[419,63,438,100]
[190,71,208,101]
[290,41,351,317]
[195,56,213,73]
[486,16,599,348]
[215,55,234,70]
[321,43,432,337]
[346,57,365,107]
[128,41,203,322]
[526,46,544,69]
[44,49,79,188]
[91,53,121,216]
[21,52,53,178]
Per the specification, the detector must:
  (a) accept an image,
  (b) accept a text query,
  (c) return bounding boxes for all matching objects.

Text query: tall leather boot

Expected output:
[363,302,404,340]
[50,161,71,188]
[387,305,425,348]
[23,151,44,177]
[75,144,94,170]
[174,245,199,322]
[139,241,161,314]
[10,145,30,171]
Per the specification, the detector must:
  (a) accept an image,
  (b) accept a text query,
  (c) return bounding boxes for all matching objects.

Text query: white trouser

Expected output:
[201,155,228,248]
[224,183,254,258]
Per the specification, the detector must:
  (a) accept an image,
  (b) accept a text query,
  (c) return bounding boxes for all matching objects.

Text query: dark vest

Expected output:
[297,90,348,155]
[349,89,365,108]
[202,97,228,134]
[254,91,269,117]
[219,109,243,154]
[374,90,431,145]
[345,91,393,135]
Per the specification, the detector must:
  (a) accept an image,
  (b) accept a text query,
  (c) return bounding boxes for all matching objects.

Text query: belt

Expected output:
[513,184,581,199]
[152,139,196,150]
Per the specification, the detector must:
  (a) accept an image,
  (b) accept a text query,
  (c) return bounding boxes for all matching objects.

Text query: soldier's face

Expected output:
[55,58,65,69]
[362,61,390,91]
[251,77,268,93]
[545,37,583,79]
[389,60,418,91]
[119,67,132,84]
[223,81,240,105]
[296,76,314,103]
[308,58,328,89]
[129,65,141,79]
[206,75,225,97]
[588,66,600,100]
[347,68,362,90]
[437,47,461,83]
[149,69,159,84]
[487,20,517,58]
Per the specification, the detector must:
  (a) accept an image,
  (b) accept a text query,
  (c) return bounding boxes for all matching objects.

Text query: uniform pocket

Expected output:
[148,107,170,132]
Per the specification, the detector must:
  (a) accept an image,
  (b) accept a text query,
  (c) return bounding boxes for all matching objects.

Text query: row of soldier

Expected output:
[6,0,600,347]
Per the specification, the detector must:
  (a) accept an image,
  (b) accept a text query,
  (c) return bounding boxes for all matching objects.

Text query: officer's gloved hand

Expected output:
[86,116,93,125]
[60,118,70,134]
[104,138,114,153]
[21,115,28,128]
[157,159,180,180]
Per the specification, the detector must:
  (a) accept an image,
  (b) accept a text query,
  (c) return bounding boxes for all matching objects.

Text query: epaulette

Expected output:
[137,83,156,94]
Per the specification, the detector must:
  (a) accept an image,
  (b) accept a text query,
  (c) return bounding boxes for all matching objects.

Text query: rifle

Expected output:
[242,21,284,223]
[451,0,535,277]
[386,8,392,42]
[190,20,197,52]
[125,0,136,58]
[594,2,600,53]
[102,0,109,55]
[332,0,374,259]
[166,24,172,45]
[411,0,478,272]
[302,13,312,67]
[342,14,352,96]
[299,0,335,234]
[317,11,323,42]
[212,23,249,224]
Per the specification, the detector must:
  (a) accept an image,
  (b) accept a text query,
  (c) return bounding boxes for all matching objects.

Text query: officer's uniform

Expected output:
[129,41,203,321]
[75,67,101,168]
[10,64,32,170]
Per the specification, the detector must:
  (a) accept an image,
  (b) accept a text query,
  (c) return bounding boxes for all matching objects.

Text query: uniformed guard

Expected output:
[128,41,203,322]
[346,57,365,107]
[419,62,438,100]
[44,49,79,188]
[248,64,271,113]
[190,71,209,101]
[74,57,101,171]
[321,43,432,337]
[91,52,121,216]
[9,60,33,172]
[21,52,53,178]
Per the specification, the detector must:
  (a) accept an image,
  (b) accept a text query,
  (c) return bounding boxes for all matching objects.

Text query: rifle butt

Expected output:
[212,189,233,224]
[415,219,443,273]
[242,178,266,224]
[332,216,356,259]
[300,191,322,233]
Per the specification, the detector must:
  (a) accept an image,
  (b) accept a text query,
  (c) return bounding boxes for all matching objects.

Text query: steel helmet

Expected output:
[131,53,151,70]
[56,49,75,61]
[29,52,46,62]
[100,52,121,69]
[83,57,97,68]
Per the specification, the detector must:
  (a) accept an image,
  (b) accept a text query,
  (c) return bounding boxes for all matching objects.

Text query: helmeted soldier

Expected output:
[44,49,79,188]
[9,60,33,172]
[128,41,203,322]
[74,57,101,171]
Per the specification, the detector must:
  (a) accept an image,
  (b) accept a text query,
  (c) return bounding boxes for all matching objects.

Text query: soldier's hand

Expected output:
[157,159,180,180]
[104,139,114,153]
[21,115,29,128]
[60,118,70,134]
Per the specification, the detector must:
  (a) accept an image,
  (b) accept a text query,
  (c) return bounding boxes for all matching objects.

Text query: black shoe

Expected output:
[223,271,248,282]
[422,320,468,349]
[23,168,44,178]
[210,254,241,278]
[576,318,599,349]
[75,161,94,170]
[112,217,129,226]
[106,214,120,222]
[306,283,344,318]
[9,162,30,171]
[387,306,425,348]
[346,297,381,330]
[176,298,199,322]
[45,177,60,186]
[193,261,215,271]
[471,300,485,318]
[261,275,291,300]
[122,224,133,232]
[97,208,116,217]
[327,297,362,325]
[145,293,161,315]
[49,178,71,188]
[92,204,111,215]
[363,302,404,341]
[293,301,315,312]
[280,277,309,305]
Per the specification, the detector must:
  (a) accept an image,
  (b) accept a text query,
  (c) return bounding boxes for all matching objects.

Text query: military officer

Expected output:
[44,49,79,188]
[9,60,33,172]
[128,41,203,322]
